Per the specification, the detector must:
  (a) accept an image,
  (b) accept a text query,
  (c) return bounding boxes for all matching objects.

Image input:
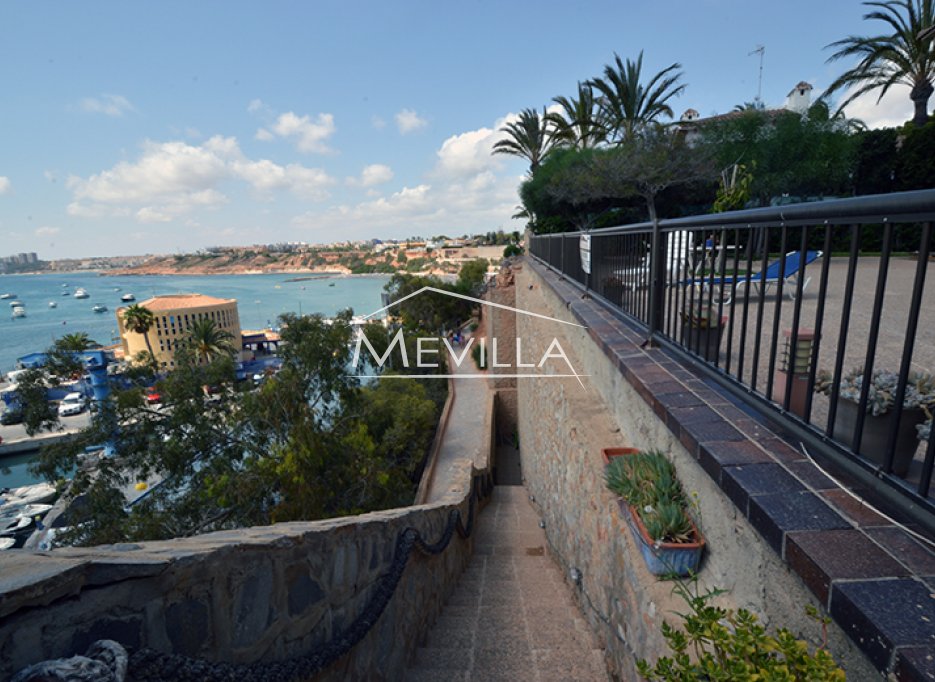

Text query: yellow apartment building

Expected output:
[116,293,243,368]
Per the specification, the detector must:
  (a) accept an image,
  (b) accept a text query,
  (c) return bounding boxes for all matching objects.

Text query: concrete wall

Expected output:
[513,262,878,681]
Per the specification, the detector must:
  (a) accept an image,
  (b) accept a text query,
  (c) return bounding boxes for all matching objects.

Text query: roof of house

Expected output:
[134,293,237,312]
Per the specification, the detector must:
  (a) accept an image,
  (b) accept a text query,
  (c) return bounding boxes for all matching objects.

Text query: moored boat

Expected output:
[0,293,15,300]
[48,301,57,308]
[11,306,26,318]
[121,293,136,302]
[0,483,56,507]
[73,288,89,299]
[92,304,108,313]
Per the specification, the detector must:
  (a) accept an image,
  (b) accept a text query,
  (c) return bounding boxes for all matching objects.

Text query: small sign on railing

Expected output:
[579,234,591,275]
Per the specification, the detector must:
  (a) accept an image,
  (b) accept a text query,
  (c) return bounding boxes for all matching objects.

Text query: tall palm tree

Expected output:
[492,107,558,174]
[825,0,935,127]
[185,318,235,364]
[547,82,607,150]
[589,51,686,144]
[122,304,156,364]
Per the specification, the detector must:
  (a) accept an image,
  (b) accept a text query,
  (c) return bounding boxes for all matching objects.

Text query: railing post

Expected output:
[646,218,664,343]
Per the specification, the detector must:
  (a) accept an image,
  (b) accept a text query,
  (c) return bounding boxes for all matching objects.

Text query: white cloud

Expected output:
[247,98,265,114]
[35,226,60,237]
[293,112,524,238]
[257,111,337,153]
[839,83,914,129]
[395,108,427,134]
[371,115,386,130]
[0,176,10,195]
[435,112,517,178]
[78,93,135,117]
[67,135,334,221]
[347,163,394,187]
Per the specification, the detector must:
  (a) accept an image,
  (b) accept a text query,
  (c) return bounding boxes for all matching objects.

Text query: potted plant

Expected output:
[679,302,727,362]
[814,368,935,476]
[601,446,640,467]
[605,450,704,577]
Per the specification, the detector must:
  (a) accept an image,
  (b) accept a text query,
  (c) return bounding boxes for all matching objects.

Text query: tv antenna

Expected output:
[748,45,765,106]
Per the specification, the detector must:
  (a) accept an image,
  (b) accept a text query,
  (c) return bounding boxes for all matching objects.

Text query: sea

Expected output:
[0,271,390,375]
[0,271,390,489]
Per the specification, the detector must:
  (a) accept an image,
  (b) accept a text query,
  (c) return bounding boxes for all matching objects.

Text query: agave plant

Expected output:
[815,367,935,416]
[605,450,696,544]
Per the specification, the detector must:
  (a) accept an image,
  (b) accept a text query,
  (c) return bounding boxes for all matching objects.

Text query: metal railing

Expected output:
[530,189,935,532]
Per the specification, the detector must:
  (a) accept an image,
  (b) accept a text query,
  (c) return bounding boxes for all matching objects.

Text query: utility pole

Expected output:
[748,45,765,107]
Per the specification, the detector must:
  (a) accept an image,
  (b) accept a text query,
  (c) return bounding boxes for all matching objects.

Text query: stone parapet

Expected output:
[0,459,481,681]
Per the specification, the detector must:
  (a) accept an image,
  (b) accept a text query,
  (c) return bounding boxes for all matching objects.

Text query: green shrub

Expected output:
[638,579,846,681]
[471,343,486,370]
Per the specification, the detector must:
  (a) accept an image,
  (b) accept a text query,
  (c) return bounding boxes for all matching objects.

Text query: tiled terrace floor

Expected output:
[405,486,608,681]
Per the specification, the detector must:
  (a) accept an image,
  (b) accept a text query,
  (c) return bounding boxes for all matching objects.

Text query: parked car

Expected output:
[0,408,24,425]
[58,392,86,417]
[145,388,162,405]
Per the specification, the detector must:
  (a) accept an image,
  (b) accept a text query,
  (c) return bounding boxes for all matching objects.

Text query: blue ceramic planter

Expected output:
[617,498,704,577]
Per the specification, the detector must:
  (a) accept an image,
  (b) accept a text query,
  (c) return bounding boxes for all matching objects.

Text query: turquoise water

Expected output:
[0,271,389,488]
[0,272,390,374]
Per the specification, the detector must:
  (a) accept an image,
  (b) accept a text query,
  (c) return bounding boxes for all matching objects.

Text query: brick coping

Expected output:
[528,258,935,681]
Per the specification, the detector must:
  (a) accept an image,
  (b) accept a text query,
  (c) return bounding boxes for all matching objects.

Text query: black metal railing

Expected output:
[529,189,935,531]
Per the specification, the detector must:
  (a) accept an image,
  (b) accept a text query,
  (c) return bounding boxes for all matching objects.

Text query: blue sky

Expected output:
[0,1,915,259]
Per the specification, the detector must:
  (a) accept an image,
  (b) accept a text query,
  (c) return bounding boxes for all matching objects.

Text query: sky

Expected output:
[0,1,919,259]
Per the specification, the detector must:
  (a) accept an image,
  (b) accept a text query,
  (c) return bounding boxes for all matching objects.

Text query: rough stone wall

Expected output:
[513,263,878,681]
[0,461,479,681]
[484,263,519,446]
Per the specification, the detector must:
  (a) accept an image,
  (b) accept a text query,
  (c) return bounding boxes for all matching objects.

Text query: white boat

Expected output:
[92,304,108,313]
[61,291,70,296]
[0,483,56,507]
[0,293,14,300]
[8,300,23,307]
[16,503,52,518]
[73,288,89,299]
[11,306,26,318]
[0,514,32,536]
[48,301,57,308]
[121,293,136,302]
[0,537,14,550]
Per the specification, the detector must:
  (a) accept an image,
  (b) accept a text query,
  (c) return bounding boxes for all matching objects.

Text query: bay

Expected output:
[0,271,390,374]
[0,271,389,489]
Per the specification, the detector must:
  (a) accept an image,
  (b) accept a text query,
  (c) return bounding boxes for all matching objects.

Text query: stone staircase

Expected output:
[405,486,608,681]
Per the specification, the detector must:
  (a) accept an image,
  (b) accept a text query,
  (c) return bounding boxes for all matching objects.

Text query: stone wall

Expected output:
[0,375,498,682]
[513,261,879,680]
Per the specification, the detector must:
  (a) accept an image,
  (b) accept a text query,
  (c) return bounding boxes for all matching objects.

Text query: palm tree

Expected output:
[589,51,686,144]
[492,107,558,174]
[825,0,935,127]
[547,82,607,149]
[122,304,156,363]
[185,318,235,364]
[57,332,95,352]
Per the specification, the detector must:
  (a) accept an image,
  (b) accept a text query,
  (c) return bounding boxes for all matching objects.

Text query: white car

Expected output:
[58,392,86,417]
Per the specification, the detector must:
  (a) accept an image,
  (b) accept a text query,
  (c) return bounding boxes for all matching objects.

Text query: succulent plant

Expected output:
[814,367,935,417]
[605,449,697,544]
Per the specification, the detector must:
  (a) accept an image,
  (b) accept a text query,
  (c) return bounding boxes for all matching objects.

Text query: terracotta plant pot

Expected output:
[601,446,641,467]
[617,498,705,577]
